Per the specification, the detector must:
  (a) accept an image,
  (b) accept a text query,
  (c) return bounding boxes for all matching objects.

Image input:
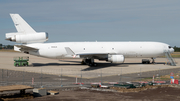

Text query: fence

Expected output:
[0,67,180,88]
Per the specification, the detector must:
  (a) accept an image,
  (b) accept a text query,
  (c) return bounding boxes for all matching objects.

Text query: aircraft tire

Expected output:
[88,63,92,66]
[81,61,86,65]
[93,63,97,67]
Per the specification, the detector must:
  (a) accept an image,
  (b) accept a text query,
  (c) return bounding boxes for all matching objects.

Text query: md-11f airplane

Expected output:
[6,14,174,66]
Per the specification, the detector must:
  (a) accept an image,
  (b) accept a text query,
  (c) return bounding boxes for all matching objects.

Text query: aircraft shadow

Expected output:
[82,62,166,71]
[31,63,82,67]
[123,62,166,65]
[31,62,166,70]
[58,60,81,63]
[82,63,128,71]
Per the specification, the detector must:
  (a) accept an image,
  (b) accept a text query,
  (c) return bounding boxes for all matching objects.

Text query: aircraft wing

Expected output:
[65,47,111,59]
[15,45,39,51]
[77,53,109,59]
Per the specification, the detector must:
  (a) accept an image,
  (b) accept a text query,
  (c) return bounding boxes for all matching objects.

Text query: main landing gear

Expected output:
[81,58,97,67]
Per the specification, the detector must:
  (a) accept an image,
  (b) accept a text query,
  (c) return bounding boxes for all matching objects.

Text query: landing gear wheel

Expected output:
[93,63,97,67]
[88,63,92,66]
[16,64,19,67]
[88,63,98,67]
[81,61,86,65]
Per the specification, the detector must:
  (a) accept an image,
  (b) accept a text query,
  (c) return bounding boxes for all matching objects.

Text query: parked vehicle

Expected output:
[14,57,29,67]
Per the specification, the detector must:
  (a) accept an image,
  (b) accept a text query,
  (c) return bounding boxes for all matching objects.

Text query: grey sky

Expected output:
[0,0,180,46]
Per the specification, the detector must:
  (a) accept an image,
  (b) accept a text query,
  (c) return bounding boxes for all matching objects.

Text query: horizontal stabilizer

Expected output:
[15,45,38,51]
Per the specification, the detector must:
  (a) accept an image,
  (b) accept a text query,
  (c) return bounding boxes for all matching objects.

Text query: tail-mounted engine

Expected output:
[5,14,49,44]
[6,32,48,43]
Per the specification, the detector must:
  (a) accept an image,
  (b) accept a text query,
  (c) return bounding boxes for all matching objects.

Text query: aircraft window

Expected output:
[168,46,172,49]
[51,46,57,48]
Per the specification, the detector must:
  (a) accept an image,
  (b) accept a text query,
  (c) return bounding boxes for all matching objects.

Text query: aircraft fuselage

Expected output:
[20,41,173,60]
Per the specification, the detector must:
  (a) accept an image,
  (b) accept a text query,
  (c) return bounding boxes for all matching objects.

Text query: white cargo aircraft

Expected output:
[6,14,174,66]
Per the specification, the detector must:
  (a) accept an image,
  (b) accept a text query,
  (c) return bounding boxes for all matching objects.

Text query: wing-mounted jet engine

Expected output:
[107,54,125,63]
[5,14,48,44]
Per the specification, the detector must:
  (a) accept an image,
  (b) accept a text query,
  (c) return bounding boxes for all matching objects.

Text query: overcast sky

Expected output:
[0,0,180,46]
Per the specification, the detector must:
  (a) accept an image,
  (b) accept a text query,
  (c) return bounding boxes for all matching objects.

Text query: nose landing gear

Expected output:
[151,58,156,64]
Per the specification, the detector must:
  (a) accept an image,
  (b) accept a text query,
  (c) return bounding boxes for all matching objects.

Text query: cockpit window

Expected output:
[168,46,172,49]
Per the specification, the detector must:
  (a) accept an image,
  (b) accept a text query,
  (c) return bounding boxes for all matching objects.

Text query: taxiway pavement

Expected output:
[0,51,180,78]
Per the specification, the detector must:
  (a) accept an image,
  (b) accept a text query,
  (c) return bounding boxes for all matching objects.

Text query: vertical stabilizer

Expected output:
[10,14,36,33]
[6,14,48,43]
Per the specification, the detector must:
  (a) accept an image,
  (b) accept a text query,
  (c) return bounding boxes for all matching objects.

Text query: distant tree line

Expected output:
[0,44,14,49]
[174,46,180,52]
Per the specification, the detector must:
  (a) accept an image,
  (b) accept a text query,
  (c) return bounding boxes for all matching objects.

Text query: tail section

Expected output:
[10,14,36,33]
[6,14,48,44]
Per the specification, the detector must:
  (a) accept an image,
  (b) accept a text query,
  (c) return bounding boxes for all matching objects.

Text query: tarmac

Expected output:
[0,51,180,78]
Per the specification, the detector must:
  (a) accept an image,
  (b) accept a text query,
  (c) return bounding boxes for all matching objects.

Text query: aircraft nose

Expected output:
[169,48,174,53]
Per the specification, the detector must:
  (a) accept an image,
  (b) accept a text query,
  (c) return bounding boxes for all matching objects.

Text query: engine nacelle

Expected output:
[108,55,125,63]
[6,32,48,43]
